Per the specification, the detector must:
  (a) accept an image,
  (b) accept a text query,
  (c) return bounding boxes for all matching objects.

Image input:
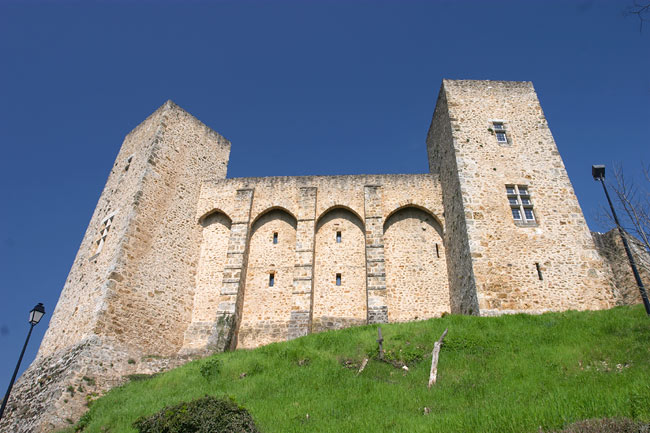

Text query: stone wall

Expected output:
[592,229,650,305]
[430,80,614,314]
[237,209,297,348]
[180,212,232,353]
[313,208,367,332]
[384,207,449,321]
[1,101,231,433]
[191,174,446,352]
[427,87,479,314]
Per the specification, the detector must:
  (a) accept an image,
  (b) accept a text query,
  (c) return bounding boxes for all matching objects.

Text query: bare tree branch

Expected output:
[627,1,650,32]
[606,163,650,259]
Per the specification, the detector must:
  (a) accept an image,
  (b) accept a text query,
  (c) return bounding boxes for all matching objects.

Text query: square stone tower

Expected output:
[1,101,231,432]
[428,79,614,315]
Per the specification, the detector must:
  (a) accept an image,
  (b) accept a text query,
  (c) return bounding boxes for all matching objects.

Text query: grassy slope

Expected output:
[71,306,650,433]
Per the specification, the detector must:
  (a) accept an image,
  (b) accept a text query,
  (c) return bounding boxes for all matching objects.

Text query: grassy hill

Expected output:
[66,305,650,433]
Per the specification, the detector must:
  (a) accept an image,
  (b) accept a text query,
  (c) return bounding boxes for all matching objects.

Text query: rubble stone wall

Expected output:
[313,208,367,332]
[384,207,450,321]
[432,80,614,314]
[592,229,650,305]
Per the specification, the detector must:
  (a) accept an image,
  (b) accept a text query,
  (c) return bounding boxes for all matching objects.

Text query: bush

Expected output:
[132,395,261,433]
[199,357,222,380]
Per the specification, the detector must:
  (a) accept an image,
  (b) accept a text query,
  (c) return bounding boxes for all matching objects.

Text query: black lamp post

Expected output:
[592,165,650,316]
[0,303,46,421]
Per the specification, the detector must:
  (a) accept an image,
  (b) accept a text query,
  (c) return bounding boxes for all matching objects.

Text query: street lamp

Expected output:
[592,165,650,316]
[0,303,46,420]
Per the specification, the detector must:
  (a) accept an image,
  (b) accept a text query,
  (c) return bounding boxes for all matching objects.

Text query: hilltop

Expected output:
[63,306,650,433]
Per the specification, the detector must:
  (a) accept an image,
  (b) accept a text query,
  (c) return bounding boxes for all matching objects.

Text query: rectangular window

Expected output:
[493,122,508,144]
[336,231,341,243]
[435,243,440,258]
[269,273,275,287]
[506,185,536,224]
[336,273,341,286]
[273,232,278,244]
[535,263,543,280]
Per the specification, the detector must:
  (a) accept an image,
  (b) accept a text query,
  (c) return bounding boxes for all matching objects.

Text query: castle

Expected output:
[3,79,642,432]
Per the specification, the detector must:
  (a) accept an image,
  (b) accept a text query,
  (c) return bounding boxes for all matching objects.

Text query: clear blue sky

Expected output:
[0,0,648,394]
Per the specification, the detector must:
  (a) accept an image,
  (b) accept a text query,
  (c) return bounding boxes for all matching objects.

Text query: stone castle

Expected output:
[3,79,646,432]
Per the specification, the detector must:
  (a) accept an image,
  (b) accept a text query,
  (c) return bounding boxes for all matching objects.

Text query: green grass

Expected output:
[70,305,650,433]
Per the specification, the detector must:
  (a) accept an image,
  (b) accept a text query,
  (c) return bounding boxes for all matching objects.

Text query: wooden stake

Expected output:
[357,358,369,376]
[377,327,384,360]
[428,328,448,389]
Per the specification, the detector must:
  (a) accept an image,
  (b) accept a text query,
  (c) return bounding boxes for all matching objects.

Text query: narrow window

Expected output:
[125,155,133,172]
[435,243,440,258]
[94,214,115,255]
[269,272,275,287]
[336,231,342,243]
[273,232,278,244]
[535,263,543,281]
[493,122,508,144]
[336,273,341,286]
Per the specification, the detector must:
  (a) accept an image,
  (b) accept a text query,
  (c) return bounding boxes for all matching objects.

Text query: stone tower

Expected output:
[428,80,613,315]
[1,101,230,432]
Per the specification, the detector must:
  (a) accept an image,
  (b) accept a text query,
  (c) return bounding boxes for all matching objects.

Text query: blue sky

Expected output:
[0,0,648,394]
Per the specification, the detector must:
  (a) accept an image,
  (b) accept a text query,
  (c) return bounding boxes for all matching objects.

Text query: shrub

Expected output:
[126,373,157,382]
[132,395,261,433]
[199,357,222,380]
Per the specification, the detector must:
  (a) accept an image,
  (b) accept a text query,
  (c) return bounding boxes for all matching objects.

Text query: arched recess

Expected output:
[384,206,450,321]
[191,211,232,324]
[313,207,367,332]
[237,208,297,349]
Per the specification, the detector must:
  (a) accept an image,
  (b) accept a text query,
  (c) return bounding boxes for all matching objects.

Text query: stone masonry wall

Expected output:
[384,207,450,321]
[3,101,231,433]
[592,229,650,305]
[313,208,367,332]
[188,174,446,351]
[427,87,479,314]
[435,80,614,314]
[93,102,231,356]
[237,209,297,348]
[180,212,232,353]
[36,105,168,359]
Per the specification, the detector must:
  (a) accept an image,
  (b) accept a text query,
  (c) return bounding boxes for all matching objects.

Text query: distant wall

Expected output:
[592,229,650,305]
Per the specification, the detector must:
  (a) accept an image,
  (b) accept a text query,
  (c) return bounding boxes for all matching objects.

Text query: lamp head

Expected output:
[29,303,45,325]
[592,165,605,181]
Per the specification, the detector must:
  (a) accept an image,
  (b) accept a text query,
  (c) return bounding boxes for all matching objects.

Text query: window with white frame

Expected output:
[506,185,535,224]
[493,122,508,144]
